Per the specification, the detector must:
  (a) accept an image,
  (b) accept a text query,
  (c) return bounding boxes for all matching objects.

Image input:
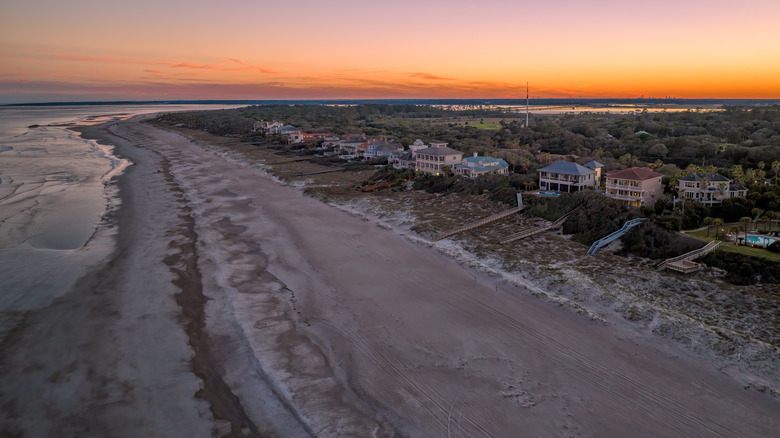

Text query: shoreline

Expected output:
[2,116,779,437]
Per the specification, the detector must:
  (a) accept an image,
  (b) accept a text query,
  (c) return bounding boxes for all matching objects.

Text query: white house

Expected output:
[537,160,598,192]
[677,172,748,205]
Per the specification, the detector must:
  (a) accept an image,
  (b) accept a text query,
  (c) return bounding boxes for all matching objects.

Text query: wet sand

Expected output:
[2,116,778,437]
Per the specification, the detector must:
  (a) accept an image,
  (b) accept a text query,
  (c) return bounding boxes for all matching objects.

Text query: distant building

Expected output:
[408,139,427,156]
[373,141,404,161]
[415,142,463,175]
[677,173,748,205]
[253,120,283,132]
[456,153,509,178]
[605,167,663,207]
[537,160,598,192]
[583,160,605,181]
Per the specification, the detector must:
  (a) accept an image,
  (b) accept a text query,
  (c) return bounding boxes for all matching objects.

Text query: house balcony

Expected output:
[606,192,644,202]
[606,182,640,190]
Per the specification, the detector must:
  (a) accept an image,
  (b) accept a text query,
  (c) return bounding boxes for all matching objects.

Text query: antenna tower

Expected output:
[525,82,529,127]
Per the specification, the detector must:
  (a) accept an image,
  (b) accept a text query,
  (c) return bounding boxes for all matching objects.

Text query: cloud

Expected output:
[411,72,456,80]
[53,53,276,74]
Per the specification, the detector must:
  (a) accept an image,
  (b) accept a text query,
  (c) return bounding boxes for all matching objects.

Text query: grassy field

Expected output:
[684,228,780,261]
[467,122,502,130]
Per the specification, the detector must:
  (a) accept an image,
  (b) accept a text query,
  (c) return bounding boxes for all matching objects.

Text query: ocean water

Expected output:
[0,104,239,312]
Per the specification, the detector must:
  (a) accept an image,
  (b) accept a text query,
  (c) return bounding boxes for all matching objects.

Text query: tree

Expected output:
[678,188,687,216]
[772,161,780,185]
[712,218,724,239]
[703,216,714,236]
[739,216,753,244]
[732,165,744,185]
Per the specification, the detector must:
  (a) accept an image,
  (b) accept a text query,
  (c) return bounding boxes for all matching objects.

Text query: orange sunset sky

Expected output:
[1,0,779,103]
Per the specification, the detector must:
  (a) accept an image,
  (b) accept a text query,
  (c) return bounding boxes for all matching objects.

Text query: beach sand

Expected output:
[2,116,778,437]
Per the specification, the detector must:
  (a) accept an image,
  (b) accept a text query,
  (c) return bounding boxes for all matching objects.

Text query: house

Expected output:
[537,160,598,192]
[415,142,463,175]
[253,120,283,132]
[408,139,427,156]
[394,150,416,169]
[583,160,605,180]
[337,140,369,156]
[364,139,401,159]
[455,153,509,178]
[270,124,300,135]
[374,142,404,161]
[300,132,330,142]
[677,172,748,205]
[605,167,663,207]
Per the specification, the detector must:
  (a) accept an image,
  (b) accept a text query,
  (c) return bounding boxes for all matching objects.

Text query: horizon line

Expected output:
[5,97,780,107]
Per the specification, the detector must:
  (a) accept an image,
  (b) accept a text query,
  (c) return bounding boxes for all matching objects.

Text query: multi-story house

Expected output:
[537,160,599,192]
[677,172,748,205]
[415,142,463,175]
[455,153,509,178]
[605,167,664,207]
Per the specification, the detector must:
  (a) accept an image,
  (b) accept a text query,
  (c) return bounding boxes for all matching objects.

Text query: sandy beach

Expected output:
[2,116,779,437]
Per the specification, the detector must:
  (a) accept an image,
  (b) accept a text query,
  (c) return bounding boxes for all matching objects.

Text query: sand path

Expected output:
[2,117,778,437]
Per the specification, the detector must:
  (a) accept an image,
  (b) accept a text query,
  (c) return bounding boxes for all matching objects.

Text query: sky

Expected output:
[1,0,779,103]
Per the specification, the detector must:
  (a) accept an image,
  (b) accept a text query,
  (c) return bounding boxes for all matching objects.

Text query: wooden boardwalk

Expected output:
[503,211,572,244]
[657,240,722,272]
[433,207,523,242]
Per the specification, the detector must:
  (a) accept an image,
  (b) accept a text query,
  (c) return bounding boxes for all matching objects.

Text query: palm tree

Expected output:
[739,216,753,245]
[703,216,714,236]
[712,218,724,239]
[678,188,687,216]
[772,161,780,185]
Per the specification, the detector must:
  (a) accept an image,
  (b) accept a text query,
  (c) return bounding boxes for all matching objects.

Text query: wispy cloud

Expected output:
[53,54,276,74]
[411,72,455,81]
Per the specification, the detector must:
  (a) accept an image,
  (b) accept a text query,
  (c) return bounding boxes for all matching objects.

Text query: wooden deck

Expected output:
[657,240,722,273]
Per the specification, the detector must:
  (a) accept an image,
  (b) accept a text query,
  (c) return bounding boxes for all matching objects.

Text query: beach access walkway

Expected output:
[432,206,523,241]
[503,210,573,244]
[657,240,722,273]
[587,218,645,255]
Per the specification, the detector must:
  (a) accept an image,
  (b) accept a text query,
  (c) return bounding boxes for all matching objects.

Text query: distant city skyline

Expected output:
[2,0,779,104]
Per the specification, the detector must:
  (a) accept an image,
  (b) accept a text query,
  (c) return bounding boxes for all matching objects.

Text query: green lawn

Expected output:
[469,122,502,130]
[684,228,780,261]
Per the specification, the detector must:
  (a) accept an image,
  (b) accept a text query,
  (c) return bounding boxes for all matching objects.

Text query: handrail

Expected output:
[587,218,645,255]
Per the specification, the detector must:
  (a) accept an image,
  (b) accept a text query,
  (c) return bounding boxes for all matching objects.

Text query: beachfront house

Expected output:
[415,142,463,175]
[605,167,663,207]
[537,160,598,192]
[364,139,403,160]
[677,172,748,205]
[455,153,509,178]
[583,160,605,180]
[374,142,404,161]
[394,150,415,169]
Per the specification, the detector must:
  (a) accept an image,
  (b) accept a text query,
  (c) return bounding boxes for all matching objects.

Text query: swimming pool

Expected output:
[744,235,779,247]
[536,191,561,197]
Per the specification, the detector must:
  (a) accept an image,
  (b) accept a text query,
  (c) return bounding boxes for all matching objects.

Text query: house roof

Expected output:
[537,160,595,175]
[605,167,663,181]
[375,143,403,153]
[678,172,731,182]
[418,146,462,156]
[730,183,748,191]
[583,160,605,169]
[463,156,506,165]
[397,150,414,161]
